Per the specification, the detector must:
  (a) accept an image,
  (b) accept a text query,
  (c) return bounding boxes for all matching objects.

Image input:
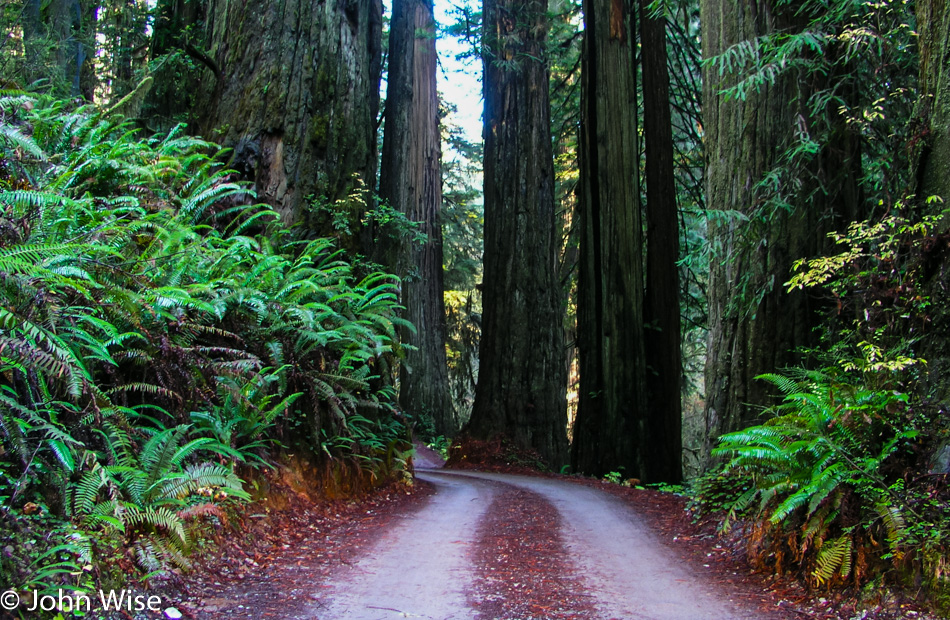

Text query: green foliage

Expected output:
[0,95,411,594]
[426,435,451,460]
[440,101,483,427]
[788,206,944,378]
[707,0,918,318]
[699,180,950,595]
[708,369,918,585]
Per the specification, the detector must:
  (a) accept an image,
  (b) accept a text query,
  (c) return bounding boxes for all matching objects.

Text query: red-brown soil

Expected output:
[567,477,942,620]
[159,438,942,620]
[169,479,434,618]
[469,487,598,619]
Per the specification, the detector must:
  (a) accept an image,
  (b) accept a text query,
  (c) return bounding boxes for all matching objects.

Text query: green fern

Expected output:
[708,368,920,586]
[1,95,413,587]
[813,534,853,585]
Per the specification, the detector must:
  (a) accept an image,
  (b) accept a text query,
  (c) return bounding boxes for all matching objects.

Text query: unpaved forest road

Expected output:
[313,468,759,620]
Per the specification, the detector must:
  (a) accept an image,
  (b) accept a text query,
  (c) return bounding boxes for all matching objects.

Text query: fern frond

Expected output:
[813,534,853,585]
[0,124,46,159]
[876,501,907,556]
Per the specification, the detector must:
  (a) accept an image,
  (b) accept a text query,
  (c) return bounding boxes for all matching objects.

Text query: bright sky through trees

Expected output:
[434,0,483,142]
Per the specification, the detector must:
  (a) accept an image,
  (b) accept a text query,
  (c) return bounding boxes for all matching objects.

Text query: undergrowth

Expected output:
[0,94,413,604]
[694,207,950,607]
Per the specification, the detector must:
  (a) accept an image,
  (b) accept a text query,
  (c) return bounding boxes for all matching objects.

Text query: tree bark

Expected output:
[640,1,683,483]
[702,0,799,457]
[466,0,568,467]
[572,0,649,479]
[378,0,455,435]
[199,0,383,231]
[701,0,863,459]
[917,0,950,204]
[915,0,950,402]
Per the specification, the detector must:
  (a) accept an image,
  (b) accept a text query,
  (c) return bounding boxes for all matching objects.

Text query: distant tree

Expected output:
[640,0,683,483]
[15,0,92,97]
[379,0,455,435]
[144,0,205,126]
[465,0,569,466]
[572,0,649,478]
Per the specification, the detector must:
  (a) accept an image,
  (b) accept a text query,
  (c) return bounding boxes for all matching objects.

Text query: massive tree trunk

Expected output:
[702,0,801,456]
[640,1,683,483]
[572,0,649,479]
[466,0,568,466]
[378,0,455,435]
[915,0,950,400]
[701,0,863,458]
[199,0,383,231]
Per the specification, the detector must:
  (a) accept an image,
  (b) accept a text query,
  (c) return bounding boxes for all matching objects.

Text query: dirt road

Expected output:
[312,469,760,620]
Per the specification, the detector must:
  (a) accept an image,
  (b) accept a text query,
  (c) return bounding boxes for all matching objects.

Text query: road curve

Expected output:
[440,470,757,620]
[313,469,758,620]
[313,471,501,619]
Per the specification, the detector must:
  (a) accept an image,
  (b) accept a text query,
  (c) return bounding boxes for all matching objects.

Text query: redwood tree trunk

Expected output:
[466,0,568,466]
[199,0,383,230]
[702,0,799,456]
[917,0,950,204]
[572,0,649,479]
[701,0,862,458]
[640,1,683,483]
[915,0,950,400]
[379,0,455,435]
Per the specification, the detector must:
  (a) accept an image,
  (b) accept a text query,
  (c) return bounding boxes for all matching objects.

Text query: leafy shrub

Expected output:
[710,369,918,585]
[698,206,950,593]
[0,94,411,593]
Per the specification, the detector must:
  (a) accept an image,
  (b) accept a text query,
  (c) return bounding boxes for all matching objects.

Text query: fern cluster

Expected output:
[707,369,918,586]
[0,95,411,593]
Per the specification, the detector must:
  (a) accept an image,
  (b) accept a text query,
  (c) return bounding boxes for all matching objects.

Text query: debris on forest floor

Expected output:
[411,440,448,469]
[445,434,552,473]
[164,475,433,618]
[158,443,943,620]
[469,487,597,619]
[568,477,945,620]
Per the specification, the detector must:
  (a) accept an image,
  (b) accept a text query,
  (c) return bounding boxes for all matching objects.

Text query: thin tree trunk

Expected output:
[379,0,455,435]
[466,0,568,467]
[572,0,649,479]
[640,1,682,483]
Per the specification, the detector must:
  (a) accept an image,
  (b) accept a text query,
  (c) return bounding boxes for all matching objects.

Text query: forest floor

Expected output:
[164,445,942,620]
